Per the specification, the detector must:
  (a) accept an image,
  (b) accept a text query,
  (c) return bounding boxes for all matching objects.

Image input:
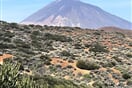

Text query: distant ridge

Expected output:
[98,26,132,34]
[21,0,132,29]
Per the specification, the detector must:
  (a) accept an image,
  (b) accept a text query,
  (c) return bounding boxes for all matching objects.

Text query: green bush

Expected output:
[60,50,73,56]
[93,81,105,88]
[116,32,125,38]
[0,43,16,49]
[76,60,100,70]
[84,44,91,48]
[89,42,109,53]
[0,61,38,88]
[127,79,132,85]
[32,30,41,36]
[4,32,15,38]
[10,23,18,28]
[83,74,92,79]
[122,73,131,79]
[102,60,116,67]
[74,43,83,49]
[93,31,101,35]
[43,33,72,42]
[129,43,132,47]
[60,50,75,59]
[40,55,51,65]
[126,53,132,58]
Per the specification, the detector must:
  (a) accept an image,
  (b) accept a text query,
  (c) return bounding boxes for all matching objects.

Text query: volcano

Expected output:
[21,0,132,29]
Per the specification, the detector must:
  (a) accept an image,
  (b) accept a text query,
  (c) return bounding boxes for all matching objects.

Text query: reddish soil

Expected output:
[51,58,90,77]
[0,54,13,65]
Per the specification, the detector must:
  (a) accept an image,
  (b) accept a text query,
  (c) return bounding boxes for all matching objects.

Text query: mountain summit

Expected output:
[21,0,132,29]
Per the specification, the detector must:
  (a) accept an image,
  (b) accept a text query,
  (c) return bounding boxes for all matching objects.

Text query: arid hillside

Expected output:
[0,21,132,88]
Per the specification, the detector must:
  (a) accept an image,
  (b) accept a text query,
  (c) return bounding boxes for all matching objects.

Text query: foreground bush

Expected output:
[0,61,87,88]
[0,61,38,88]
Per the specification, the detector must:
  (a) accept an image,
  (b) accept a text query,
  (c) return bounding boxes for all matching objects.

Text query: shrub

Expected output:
[93,31,101,35]
[113,56,122,63]
[60,51,72,56]
[0,61,38,88]
[116,32,125,38]
[1,37,11,42]
[127,79,132,85]
[102,60,117,67]
[129,43,132,47]
[83,74,92,79]
[66,65,73,68]
[43,33,72,42]
[93,81,105,88]
[60,51,75,59]
[18,48,34,55]
[76,60,100,70]
[122,73,131,79]
[74,43,83,49]
[32,30,41,36]
[0,43,16,49]
[126,53,132,58]
[89,42,109,53]
[4,32,15,38]
[84,44,91,48]
[10,23,18,28]
[40,55,51,65]
[68,59,74,63]
[40,55,50,60]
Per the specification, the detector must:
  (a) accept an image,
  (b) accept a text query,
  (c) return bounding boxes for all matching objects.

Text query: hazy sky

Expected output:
[0,0,132,23]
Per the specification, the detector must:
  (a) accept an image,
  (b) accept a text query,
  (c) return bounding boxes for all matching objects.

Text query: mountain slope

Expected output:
[21,0,132,29]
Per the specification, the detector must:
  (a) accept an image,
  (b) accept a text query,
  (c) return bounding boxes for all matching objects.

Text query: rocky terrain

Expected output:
[0,21,132,88]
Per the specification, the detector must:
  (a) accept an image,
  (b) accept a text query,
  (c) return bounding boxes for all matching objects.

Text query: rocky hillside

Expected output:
[0,21,132,88]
